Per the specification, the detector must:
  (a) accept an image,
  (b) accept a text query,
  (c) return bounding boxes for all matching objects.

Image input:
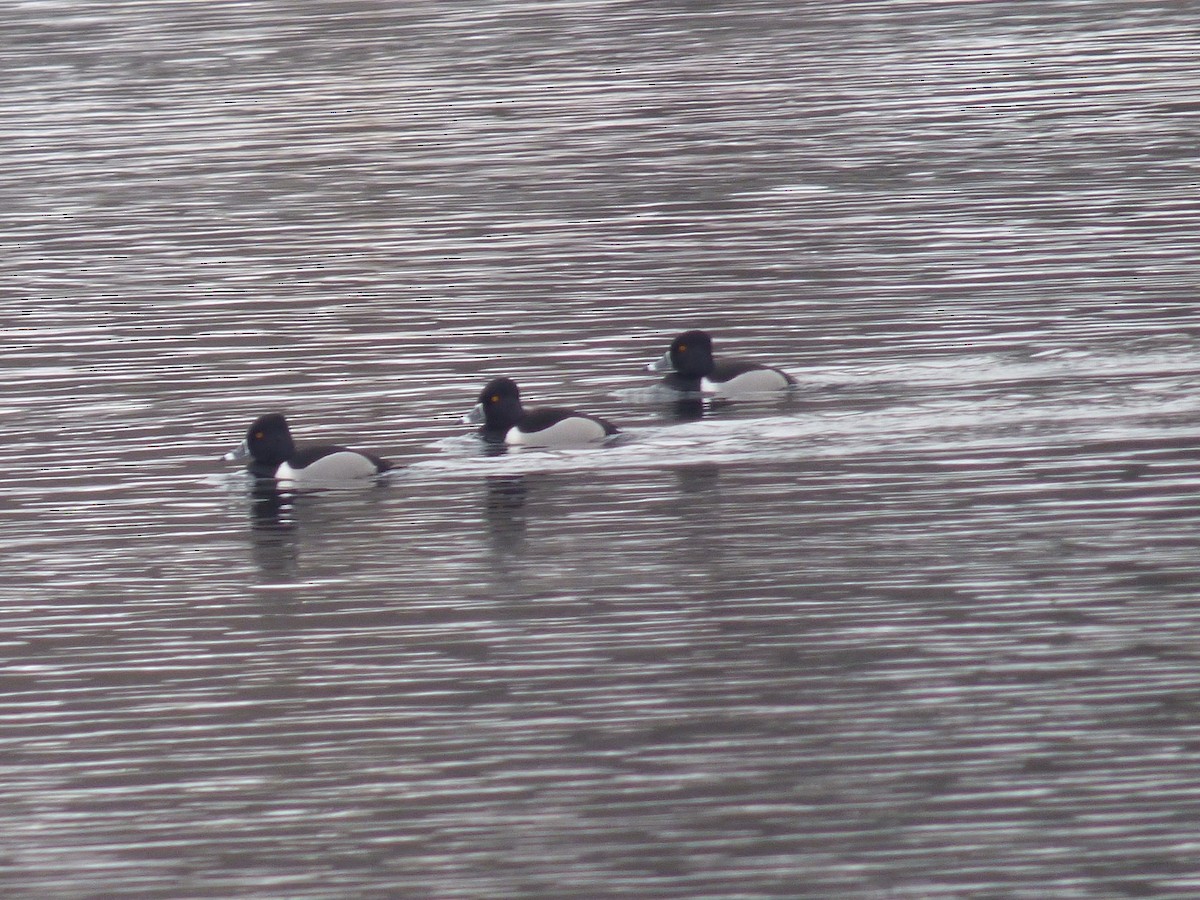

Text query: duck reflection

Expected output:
[241,478,389,587]
[480,436,510,457]
[249,480,294,526]
[670,462,724,574]
[675,461,721,495]
[669,396,707,422]
[483,474,528,559]
[246,481,299,583]
[663,394,742,422]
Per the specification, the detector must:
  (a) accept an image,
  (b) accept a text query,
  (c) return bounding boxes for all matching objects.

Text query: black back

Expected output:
[711,358,795,384]
[289,444,394,473]
[665,331,795,388]
[518,406,619,436]
[238,412,392,476]
[475,377,619,439]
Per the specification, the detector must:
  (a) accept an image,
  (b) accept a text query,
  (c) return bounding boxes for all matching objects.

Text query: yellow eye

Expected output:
[254,431,264,439]
[490,394,500,403]
[678,343,687,352]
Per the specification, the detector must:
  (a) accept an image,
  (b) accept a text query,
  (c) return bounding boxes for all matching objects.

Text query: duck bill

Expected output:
[223,439,250,462]
[646,351,671,373]
[464,403,485,425]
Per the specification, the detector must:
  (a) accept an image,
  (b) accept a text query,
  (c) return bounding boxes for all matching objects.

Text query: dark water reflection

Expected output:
[3,0,1200,897]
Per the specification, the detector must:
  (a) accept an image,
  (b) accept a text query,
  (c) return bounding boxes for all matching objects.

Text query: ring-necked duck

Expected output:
[223,413,393,483]
[464,377,619,447]
[647,329,796,396]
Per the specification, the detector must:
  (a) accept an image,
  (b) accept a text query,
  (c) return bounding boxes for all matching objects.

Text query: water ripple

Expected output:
[2,1,1200,897]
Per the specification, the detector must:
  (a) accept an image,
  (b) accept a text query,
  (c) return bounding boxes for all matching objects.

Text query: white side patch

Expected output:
[277,451,380,485]
[707,369,792,398]
[507,417,608,447]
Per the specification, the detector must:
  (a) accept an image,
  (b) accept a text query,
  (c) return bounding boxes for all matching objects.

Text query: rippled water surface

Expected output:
[3,1,1200,897]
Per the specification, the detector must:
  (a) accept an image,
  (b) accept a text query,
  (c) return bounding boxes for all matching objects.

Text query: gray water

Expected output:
[3,1,1200,897]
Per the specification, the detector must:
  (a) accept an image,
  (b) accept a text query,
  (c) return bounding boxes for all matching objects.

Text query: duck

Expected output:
[464,377,619,447]
[223,413,393,484]
[647,329,796,397]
